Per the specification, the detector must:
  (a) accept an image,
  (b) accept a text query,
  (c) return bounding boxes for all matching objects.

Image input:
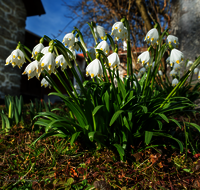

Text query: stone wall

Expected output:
[170,0,200,84]
[0,0,27,98]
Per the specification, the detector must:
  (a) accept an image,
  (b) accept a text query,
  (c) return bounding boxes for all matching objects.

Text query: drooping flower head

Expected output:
[137,51,150,66]
[194,67,199,74]
[95,41,110,55]
[94,25,106,40]
[158,70,163,76]
[55,55,70,71]
[172,78,179,87]
[40,52,56,75]
[22,60,41,80]
[5,49,25,68]
[173,63,181,71]
[32,43,44,59]
[144,28,159,46]
[170,70,177,77]
[41,77,51,88]
[86,58,103,78]
[74,37,80,51]
[107,52,120,68]
[88,48,96,60]
[62,33,75,48]
[139,67,146,75]
[166,35,179,48]
[170,49,184,67]
[111,22,127,41]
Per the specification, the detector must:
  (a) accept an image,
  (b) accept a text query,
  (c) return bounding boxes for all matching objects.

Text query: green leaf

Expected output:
[107,33,115,52]
[157,113,169,123]
[70,132,81,146]
[92,105,104,116]
[145,131,153,145]
[113,144,125,161]
[123,116,130,131]
[169,119,182,129]
[109,110,124,126]
[140,105,148,113]
[185,122,200,132]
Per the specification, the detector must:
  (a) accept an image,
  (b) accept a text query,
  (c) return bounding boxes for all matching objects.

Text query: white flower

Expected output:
[139,67,146,74]
[172,78,179,86]
[170,70,177,77]
[166,35,179,48]
[158,70,163,76]
[166,57,170,64]
[41,46,56,57]
[40,52,56,75]
[5,49,25,68]
[55,55,69,71]
[173,63,181,71]
[137,51,150,66]
[32,43,44,58]
[86,59,103,78]
[111,22,126,41]
[170,49,184,67]
[133,81,137,87]
[186,61,193,67]
[74,37,80,51]
[95,41,110,55]
[22,60,41,80]
[144,28,159,46]
[88,48,96,60]
[68,47,76,59]
[198,71,200,80]
[41,77,51,88]
[137,72,142,78]
[74,85,77,89]
[107,52,120,67]
[62,33,75,48]
[94,25,106,40]
[194,68,199,74]
[121,27,128,41]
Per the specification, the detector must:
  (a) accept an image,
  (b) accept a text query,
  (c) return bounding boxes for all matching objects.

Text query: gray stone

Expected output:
[1,85,20,96]
[0,8,5,17]
[15,6,27,19]
[8,74,21,84]
[0,27,11,40]
[5,39,17,50]
[0,17,10,30]
[0,46,11,60]
[2,0,15,9]
[0,74,5,82]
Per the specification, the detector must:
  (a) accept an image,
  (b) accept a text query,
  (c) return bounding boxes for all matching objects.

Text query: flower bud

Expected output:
[40,37,44,44]
[48,45,54,53]
[91,21,96,28]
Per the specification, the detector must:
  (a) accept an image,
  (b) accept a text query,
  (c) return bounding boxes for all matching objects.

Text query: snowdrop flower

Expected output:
[170,49,184,66]
[139,67,146,74]
[41,77,51,88]
[111,22,126,41]
[32,43,44,58]
[170,70,177,77]
[74,37,80,51]
[137,51,150,66]
[22,60,41,80]
[172,78,179,86]
[62,33,75,48]
[166,35,179,48]
[194,68,199,74]
[86,58,103,78]
[5,49,25,68]
[94,25,106,40]
[40,52,56,75]
[107,52,120,68]
[144,28,159,46]
[158,70,163,76]
[173,63,181,71]
[95,41,110,55]
[88,48,96,60]
[186,61,193,67]
[55,55,69,71]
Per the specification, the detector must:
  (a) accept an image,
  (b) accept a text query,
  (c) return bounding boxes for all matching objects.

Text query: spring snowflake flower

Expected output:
[62,33,75,48]
[95,41,110,55]
[198,71,200,80]
[170,70,177,77]
[111,22,127,41]
[173,63,181,71]
[107,52,120,68]
[68,47,76,60]
[22,60,41,80]
[55,55,69,71]
[88,48,96,60]
[74,37,80,51]
[144,28,159,46]
[172,78,179,86]
[166,35,179,48]
[166,57,170,64]
[41,46,56,57]
[158,70,163,76]
[186,61,193,67]
[5,49,25,68]
[137,51,150,66]
[86,59,103,78]
[32,43,44,58]
[194,68,199,74]
[139,67,146,74]
[41,77,51,88]
[137,72,142,78]
[40,52,56,75]
[94,25,106,40]
[170,49,184,67]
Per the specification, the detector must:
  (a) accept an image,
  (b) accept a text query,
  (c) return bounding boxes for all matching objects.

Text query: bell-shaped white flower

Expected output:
[166,57,170,64]
[95,41,110,55]
[111,22,125,41]
[139,67,146,74]
[194,68,199,74]
[137,51,150,66]
[158,70,163,76]
[170,49,184,66]
[166,35,179,48]
[68,47,76,60]
[41,46,56,57]
[94,25,106,40]
[86,58,103,78]
[22,60,41,80]
[137,72,142,78]
[107,52,120,68]
[170,70,177,77]
[32,43,44,58]
[173,63,181,71]
[62,33,75,48]
[55,55,70,71]
[198,71,200,80]
[88,48,96,60]
[144,28,159,46]
[186,61,193,67]
[5,49,25,68]
[74,37,80,51]
[41,77,51,88]
[40,52,56,75]
[172,78,179,86]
